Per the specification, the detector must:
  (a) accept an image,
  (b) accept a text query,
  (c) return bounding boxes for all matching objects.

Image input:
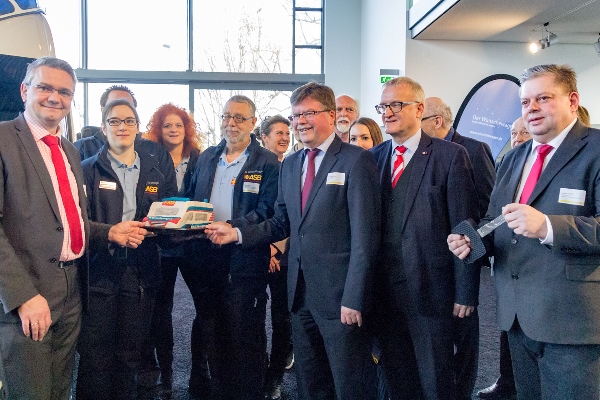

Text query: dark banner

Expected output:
[454,74,521,159]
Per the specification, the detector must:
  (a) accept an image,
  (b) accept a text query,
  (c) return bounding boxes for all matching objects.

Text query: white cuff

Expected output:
[539,215,553,245]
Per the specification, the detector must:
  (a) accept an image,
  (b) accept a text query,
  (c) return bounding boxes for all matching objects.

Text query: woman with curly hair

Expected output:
[142,103,203,398]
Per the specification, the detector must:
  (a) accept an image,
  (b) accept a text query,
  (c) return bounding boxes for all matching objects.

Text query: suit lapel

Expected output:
[401,134,432,231]
[506,143,530,203]
[292,150,304,222]
[527,122,588,205]
[13,115,62,221]
[300,136,341,222]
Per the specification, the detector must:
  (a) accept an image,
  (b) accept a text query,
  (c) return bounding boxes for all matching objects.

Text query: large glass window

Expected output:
[193,0,294,73]
[87,0,188,71]
[38,0,80,68]
[194,88,292,147]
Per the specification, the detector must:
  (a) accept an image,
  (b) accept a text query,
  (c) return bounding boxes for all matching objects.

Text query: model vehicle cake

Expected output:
[144,198,214,229]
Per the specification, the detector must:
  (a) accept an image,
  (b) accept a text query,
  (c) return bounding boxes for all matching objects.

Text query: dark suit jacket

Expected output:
[371,133,480,315]
[240,135,381,318]
[482,121,600,344]
[450,130,496,219]
[0,114,111,316]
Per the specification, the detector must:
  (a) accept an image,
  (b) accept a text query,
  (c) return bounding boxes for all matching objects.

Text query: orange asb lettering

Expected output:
[244,174,262,181]
[145,185,158,193]
[162,200,176,206]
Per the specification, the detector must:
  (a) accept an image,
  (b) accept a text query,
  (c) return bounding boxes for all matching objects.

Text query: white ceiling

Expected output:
[415,0,600,45]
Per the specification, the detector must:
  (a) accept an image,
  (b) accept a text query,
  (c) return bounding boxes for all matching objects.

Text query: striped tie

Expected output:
[391,145,407,188]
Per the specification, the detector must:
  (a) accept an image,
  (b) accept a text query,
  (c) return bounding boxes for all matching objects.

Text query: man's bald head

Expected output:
[510,117,531,149]
[422,97,453,139]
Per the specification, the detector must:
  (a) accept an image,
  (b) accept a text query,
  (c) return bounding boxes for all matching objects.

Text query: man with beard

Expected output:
[335,95,359,142]
[184,95,280,399]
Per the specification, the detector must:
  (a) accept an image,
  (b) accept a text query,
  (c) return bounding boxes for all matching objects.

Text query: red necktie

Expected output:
[519,144,553,204]
[391,145,407,188]
[41,135,84,254]
[302,149,319,212]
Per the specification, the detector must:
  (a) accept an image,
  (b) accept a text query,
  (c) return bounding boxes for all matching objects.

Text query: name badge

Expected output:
[326,172,345,185]
[243,182,260,194]
[558,188,586,206]
[99,180,117,190]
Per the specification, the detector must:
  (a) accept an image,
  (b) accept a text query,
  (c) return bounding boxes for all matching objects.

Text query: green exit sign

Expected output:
[379,69,400,84]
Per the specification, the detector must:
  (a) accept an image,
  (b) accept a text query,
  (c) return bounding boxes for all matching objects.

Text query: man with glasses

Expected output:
[370,77,479,400]
[422,97,496,400]
[0,57,146,399]
[204,82,381,399]
[335,94,360,142]
[184,95,280,399]
[450,64,600,400]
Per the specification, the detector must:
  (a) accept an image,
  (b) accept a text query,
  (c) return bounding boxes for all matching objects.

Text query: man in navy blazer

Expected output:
[205,82,381,400]
[371,77,479,400]
[449,64,600,399]
[0,57,145,400]
[422,96,496,399]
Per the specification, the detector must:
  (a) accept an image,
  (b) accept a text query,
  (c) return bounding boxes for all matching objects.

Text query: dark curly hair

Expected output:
[145,103,202,157]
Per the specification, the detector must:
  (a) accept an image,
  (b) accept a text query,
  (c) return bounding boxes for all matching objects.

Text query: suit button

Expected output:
[299,234,304,238]
[56,227,63,232]
[511,239,517,245]
[511,274,519,280]
[50,258,57,263]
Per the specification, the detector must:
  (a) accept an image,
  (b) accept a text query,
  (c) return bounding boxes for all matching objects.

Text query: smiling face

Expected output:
[380,84,423,143]
[161,113,185,150]
[262,122,290,159]
[349,123,374,150]
[20,66,74,133]
[221,101,256,146]
[102,104,139,153]
[520,74,578,144]
[292,98,335,149]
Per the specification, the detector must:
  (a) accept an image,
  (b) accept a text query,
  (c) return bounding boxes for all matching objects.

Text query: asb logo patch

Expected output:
[145,185,158,194]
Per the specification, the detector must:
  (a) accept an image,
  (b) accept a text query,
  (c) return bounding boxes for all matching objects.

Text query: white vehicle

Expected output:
[0,0,54,58]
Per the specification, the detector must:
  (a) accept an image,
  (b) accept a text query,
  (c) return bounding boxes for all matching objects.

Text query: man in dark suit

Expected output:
[422,96,496,399]
[0,57,146,400]
[205,82,381,399]
[371,77,479,400]
[449,64,600,399]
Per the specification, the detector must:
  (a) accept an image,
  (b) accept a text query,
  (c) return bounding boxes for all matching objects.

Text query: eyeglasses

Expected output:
[287,109,331,122]
[106,118,138,127]
[26,83,74,99]
[421,115,440,121]
[221,114,254,124]
[375,101,420,114]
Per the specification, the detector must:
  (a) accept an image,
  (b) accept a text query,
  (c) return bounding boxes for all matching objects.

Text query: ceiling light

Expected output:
[530,23,558,54]
[529,41,540,54]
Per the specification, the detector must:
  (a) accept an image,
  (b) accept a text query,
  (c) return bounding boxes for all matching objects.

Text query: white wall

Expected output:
[405,39,600,125]
[323,0,362,101]
[359,0,407,122]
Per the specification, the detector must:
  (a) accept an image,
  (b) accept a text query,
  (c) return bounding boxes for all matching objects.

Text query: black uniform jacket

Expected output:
[81,144,177,290]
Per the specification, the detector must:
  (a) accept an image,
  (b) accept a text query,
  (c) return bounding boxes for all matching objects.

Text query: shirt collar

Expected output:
[219,142,251,165]
[443,127,455,142]
[390,129,421,156]
[309,132,336,155]
[528,118,576,156]
[107,149,140,170]
[24,110,63,143]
